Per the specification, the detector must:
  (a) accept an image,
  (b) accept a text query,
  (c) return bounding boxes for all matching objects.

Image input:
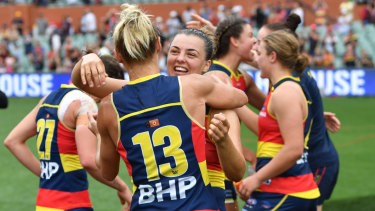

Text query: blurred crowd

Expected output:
[0,0,375,74]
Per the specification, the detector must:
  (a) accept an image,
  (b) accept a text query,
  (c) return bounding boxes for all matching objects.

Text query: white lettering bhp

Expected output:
[40,161,59,179]
[138,176,196,204]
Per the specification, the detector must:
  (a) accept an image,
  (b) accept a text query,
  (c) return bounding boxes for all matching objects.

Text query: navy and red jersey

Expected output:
[35,85,92,210]
[296,70,339,170]
[112,74,219,211]
[207,60,247,92]
[257,76,320,199]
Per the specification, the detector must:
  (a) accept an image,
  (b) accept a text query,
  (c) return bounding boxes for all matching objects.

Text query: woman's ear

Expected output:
[230,36,240,48]
[270,51,277,63]
[202,60,212,73]
[114,50,123,64]
[156,37,162,54]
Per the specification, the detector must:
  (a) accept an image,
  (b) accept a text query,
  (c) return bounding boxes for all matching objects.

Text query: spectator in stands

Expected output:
[166,10,183,38]
[98,39,113,56]
[313,0,328,27]
[63,47,81,73]
[359,3,371,25]
[32,41,44,72]
[155,16,166,37]
[291,1,304,27]
[370,3,375,24]
[323,27,337,54]
[359,49,374,68]
[104,8,118,34]
[337,0,354,36]
[158,39,169,71]
[80,8,97,34]
[209,7,219,26]
[0,23,10,42]
[199,2,211,21]
[344,29,357,49]
[8,23,20,43]
[60,15,72,44]
[312,47,324,68]
[182,5,196,24]
[12,10,24,36]
[343,43,357,68]
[0,42,10,73]
[251,1,267,29]
[35,12,48,36]
[50,28,62,72]
[217,4,227,22]
[308,24,320,56]
[322,48,335,68]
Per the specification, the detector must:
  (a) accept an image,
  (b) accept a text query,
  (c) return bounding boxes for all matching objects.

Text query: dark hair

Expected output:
[214,17,248,59]
[84,49,124,80]
[101,55,125,79]
[264,13,301,38]
[171,28,214,60]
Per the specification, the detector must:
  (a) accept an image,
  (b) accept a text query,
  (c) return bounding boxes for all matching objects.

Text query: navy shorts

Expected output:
[212,186,226,211]
[224,179,237,204]
[66,208,94,211]
[242,192,317,211]
[312,164,339,205]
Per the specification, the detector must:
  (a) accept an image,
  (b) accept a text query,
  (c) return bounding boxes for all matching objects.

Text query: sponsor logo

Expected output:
[138,176,196,204]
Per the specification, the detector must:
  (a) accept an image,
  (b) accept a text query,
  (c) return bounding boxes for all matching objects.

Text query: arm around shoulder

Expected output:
[187,74,247,109]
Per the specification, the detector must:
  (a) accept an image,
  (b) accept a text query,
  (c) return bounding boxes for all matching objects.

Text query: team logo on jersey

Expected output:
[46,113,50,119]
[261,201,271,209]
[246,198,257,205]
[146,119,160,128]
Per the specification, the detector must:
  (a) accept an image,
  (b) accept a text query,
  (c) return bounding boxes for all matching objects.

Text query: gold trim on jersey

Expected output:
[178,77,205,129]
[60,153,84,172]
[110,93,122,150]
[304,119,313,150]
[257,141,283,158]
[60,84,76,88]
[40,103,59,109]
[269,76,311,121]
[289,188,321,199]
[272,195,288,211]
[212,60,242,81]
[119,102,182,121]
[198,160,210,186]
[36,206,64,211]
[127,73,161,85]
[207,169,225,189]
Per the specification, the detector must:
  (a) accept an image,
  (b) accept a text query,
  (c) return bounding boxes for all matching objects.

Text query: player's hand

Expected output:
[87,111,98,136]
[237,174,262,201]
[324,112,341,133]
[186,14,216,33]
[117,186,132,211]
[81,53,107,87]
[208,113,230,145]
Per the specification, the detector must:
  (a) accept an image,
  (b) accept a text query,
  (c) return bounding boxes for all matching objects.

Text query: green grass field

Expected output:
[0,97,374,210]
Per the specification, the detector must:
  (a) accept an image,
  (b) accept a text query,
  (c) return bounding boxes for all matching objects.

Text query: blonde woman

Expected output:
[71,4,248,210]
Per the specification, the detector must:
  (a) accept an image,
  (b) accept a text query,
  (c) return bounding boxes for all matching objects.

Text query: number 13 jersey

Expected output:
[112,74,218,211]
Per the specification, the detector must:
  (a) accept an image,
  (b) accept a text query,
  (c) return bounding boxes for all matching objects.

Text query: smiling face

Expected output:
[167,34,210,76]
